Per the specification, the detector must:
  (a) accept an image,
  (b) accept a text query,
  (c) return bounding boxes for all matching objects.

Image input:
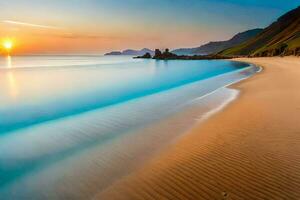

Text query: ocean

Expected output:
[0,55,259,199]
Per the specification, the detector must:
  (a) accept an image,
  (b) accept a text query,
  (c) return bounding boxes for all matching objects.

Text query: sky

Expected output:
[0,0,299,54]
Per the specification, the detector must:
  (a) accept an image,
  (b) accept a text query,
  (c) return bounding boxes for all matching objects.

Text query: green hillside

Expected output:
[220,6,300,57]
[172,29,262,55]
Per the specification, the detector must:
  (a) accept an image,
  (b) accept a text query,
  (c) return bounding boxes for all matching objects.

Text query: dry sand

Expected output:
[96,57,300,200]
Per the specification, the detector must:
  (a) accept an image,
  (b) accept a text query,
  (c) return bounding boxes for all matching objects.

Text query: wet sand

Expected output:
[96,57,300,200]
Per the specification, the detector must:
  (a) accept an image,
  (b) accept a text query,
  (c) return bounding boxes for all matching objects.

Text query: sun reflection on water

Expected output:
[6,56,19,98]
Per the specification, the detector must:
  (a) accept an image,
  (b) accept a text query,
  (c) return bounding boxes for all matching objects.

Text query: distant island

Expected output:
[134,49,233,60]
[105,48,154,56]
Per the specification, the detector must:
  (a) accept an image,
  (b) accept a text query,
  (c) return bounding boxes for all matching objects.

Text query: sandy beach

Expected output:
[96,57,300,200]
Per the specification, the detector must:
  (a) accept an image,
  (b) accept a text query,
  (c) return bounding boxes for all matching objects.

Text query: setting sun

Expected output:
[3,39,13,50]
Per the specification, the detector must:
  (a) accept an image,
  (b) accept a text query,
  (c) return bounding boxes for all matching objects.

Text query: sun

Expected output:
[2,39,14,52]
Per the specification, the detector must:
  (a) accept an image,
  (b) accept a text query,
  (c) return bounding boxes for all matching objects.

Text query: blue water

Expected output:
[0,56,249,134]
[0,55,258,199]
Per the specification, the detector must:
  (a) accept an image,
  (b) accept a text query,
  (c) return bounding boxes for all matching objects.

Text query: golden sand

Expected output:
[96,57,300,200]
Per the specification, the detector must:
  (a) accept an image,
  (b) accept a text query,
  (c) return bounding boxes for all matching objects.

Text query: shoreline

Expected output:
[0,58,251,135]
[96,57,300,199]
[0,60,257,199]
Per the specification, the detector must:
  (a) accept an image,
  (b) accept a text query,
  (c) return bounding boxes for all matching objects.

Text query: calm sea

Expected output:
[0,55,258,199]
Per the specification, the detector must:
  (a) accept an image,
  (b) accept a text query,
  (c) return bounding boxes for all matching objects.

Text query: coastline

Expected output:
[0,59,257,199]
[96,57,300,199]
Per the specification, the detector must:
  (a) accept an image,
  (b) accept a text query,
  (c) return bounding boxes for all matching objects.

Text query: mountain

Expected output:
[172,29,263,55]
[220,6,300,56]
[105,51,122,55]
[105,48,154,56]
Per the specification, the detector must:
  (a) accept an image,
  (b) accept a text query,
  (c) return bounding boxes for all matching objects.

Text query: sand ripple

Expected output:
[96,57,300,200]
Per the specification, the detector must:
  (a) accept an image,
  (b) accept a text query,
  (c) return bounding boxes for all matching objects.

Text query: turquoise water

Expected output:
[0,56,258,199]
[0,56,249,134]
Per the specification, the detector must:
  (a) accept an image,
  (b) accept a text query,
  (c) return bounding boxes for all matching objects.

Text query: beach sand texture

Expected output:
[96,57,300,200]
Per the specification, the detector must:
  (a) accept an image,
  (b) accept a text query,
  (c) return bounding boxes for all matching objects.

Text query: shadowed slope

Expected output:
[221,6,300,56]
[172,29,262,55]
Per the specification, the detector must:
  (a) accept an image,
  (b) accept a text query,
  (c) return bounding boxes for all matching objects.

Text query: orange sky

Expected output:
[1,0,297,55]
[0,21,225,55]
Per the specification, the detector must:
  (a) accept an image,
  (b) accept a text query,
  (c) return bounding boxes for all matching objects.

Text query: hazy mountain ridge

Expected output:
[105,48,154,56]
[220,6,300,56]
[172,29,263,55]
